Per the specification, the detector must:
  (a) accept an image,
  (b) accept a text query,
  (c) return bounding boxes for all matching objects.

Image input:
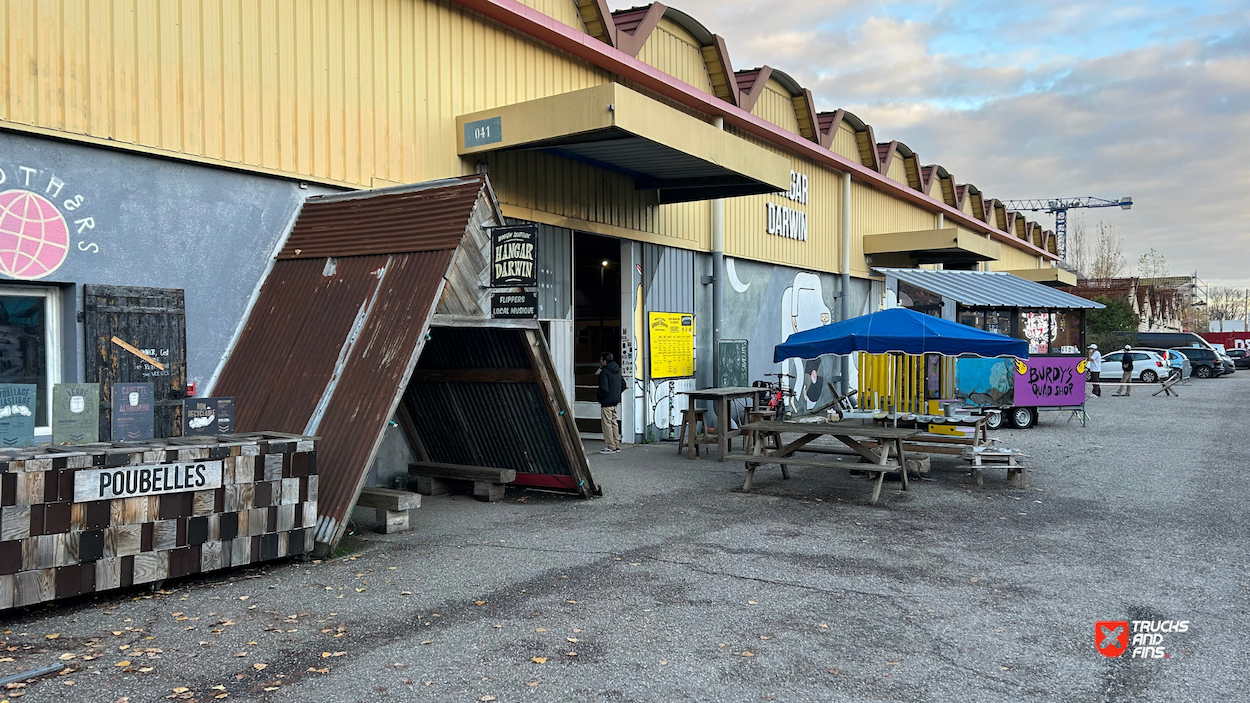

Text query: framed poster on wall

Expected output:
[648,312,695,379]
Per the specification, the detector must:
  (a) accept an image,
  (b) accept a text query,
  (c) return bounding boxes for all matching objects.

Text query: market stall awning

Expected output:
[1002,267,1078,287]
[863,227,1001,264]
[874,268,1104,309]
[774,307,1029,361]
[456,83,791,203]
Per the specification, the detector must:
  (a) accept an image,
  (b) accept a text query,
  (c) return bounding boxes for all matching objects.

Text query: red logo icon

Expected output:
[1096,621,1129,658]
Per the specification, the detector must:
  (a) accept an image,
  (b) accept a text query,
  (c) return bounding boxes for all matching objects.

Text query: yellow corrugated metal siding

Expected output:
[850,181,936,277]
[988,246,1043,271]
[831,124,859,161]
[0,0,607,188]
[886,157,908,185]
[752,80,801,134]
[635,19,714,95]
[723,129,840,273]
[486,149,709,250]
[519,0,586,30]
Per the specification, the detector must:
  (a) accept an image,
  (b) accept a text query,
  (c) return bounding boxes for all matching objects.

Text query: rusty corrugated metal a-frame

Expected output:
[214,176,597,555]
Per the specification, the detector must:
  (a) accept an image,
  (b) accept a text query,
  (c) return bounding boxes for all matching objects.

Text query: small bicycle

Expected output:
[753,373,797,420]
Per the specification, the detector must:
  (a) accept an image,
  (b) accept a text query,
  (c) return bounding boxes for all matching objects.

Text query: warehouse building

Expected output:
[0,0,1067,448]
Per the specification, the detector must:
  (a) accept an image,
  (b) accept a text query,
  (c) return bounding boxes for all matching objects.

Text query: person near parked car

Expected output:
[1113,345,1134,396]
[1086,344,1102,397]
[596,352,626,454]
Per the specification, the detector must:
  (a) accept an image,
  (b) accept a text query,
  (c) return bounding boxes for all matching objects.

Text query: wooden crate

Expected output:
[0,433,318,611]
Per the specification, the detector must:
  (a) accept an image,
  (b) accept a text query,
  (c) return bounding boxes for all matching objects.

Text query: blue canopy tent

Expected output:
[774,307,1029,361]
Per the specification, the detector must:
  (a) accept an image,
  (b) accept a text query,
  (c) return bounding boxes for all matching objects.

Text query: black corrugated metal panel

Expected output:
[403,380,571,477]
[277,177,486,260]
[415,326,532,369]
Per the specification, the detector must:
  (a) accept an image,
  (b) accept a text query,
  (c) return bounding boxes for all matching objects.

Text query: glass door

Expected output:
[0,287,61,435]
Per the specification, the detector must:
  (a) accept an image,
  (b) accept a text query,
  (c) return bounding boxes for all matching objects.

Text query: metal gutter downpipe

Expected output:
[713,115,725,385]
[841,173,852,394]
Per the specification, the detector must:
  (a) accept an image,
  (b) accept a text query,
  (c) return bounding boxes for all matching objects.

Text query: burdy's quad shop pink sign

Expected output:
[1013,356,1087,406]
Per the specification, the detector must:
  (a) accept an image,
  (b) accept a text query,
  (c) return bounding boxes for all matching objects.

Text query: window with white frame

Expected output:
[0,287,61,433]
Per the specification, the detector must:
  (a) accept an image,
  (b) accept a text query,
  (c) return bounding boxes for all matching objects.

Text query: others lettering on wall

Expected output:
[490,224,538,286]
[765,170,809,242]
[72,461,224,502]
[490,292,538,319]
[0,164,101,280]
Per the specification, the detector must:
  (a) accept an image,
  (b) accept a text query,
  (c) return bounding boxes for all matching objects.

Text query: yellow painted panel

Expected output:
[752,80,801,134]
[635,19,714,95]
[1,0,608,189]
[831,124,859,161]
[518,0,585,31]
[988,246,1045,271]
[850,181,939,277]
[723,128,841,274]
[886,156,908,185]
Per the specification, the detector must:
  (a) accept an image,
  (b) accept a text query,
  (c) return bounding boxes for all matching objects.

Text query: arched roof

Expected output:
[662,6,714,45]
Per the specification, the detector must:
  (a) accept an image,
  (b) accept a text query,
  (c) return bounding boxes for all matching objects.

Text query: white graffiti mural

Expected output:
[780,272,832,412]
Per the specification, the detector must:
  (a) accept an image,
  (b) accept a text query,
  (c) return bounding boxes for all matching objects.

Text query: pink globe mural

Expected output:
[0,190,71,280]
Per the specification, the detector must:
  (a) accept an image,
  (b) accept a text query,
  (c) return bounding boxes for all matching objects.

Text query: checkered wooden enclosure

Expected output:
[0,433,317,610]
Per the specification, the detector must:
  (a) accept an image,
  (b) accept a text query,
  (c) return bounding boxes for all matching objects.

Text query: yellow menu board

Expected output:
[648,312,695,379]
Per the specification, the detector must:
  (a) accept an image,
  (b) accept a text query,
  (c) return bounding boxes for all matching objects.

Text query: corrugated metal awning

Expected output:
[456,83,791,203]
[875,268,1105,310]
[214,177,596,556]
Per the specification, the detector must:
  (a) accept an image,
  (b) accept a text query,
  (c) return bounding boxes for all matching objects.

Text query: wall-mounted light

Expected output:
[602,260,610,268]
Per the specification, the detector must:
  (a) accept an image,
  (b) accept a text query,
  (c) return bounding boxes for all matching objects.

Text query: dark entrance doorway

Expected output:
[572,233,621,433]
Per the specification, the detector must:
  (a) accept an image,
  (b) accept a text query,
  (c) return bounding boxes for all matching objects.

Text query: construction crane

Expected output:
[999,196,1132,259]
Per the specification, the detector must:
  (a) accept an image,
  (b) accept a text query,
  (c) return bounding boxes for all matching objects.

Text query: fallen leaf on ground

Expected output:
[566,638,578,643]
[252,663,267,671]
[114,661,131,667]
[474,601,485,606]
[58,654,76,661]
[172,688,189,693]
[827,668,839,674]
[886,661,900,666]
[741,652,754,657]
[531,657,547,664]
[535,628,547,632]
[748,601,758,605]
[566,652,577,657]
[526,681,539,687]
[263,686,279,691]
[480,697,496,702]
[46,634,59,640]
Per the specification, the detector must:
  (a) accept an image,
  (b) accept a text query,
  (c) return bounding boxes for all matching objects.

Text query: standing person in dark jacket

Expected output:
[1113,345,1134,396]
[597,352,625,454]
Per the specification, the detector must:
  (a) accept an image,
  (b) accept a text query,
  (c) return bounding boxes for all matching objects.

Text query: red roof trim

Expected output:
[445,0,1057,260]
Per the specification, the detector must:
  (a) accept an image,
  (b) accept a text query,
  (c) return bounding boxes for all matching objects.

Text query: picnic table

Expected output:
[876,414,991,455]
[729,421,921,504]
[679,386,761,461]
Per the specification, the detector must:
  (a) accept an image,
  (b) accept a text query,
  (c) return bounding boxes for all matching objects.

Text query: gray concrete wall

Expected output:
[0,131,338,389]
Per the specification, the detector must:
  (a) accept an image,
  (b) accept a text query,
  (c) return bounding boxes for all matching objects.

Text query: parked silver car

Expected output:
[1136,347,1191,380]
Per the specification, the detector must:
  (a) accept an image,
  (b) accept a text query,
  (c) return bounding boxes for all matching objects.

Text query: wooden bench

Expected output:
[408,462,518,502]
[723,452,901,503]
[353,487,422,534]
[961,448,1029,488]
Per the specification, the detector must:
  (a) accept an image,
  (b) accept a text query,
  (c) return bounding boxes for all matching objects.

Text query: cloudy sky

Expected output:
[612,0,1250,289]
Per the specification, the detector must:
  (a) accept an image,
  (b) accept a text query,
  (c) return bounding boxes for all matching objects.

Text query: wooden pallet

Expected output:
[961,448,1029,488]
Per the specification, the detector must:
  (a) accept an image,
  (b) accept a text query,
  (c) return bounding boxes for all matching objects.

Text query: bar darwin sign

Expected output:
[491,224,538,286]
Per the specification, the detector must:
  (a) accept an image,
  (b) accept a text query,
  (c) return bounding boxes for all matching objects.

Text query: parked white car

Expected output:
[1098,350,1170,384]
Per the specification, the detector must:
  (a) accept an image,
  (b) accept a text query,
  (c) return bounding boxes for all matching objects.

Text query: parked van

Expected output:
[1133,331,1217,352]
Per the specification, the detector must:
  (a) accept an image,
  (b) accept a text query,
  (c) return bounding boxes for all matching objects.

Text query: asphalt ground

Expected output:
[2,374,1247,703]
